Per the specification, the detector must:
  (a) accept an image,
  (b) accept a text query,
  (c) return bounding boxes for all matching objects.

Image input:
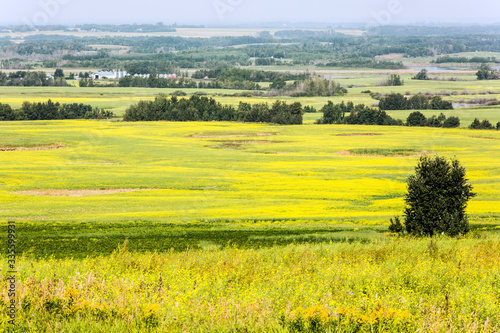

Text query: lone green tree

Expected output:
[54,68,64,78]
[386,74,404,86]
[403,156,475,236]
[476,63,499,80]
[413,69,429,80]
[406,111,427,126]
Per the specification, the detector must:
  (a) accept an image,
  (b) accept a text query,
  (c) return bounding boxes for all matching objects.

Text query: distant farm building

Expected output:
[92,71,128,80]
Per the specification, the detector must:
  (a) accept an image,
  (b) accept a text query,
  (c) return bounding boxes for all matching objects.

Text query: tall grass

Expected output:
[2,236,500,332]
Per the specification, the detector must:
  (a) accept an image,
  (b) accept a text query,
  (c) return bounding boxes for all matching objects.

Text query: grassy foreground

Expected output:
[1,236,500,332]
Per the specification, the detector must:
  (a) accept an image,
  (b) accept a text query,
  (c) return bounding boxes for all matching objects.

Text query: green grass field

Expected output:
[2,70,500,125]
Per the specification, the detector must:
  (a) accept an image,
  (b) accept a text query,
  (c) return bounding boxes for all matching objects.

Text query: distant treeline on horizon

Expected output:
[0,23,204,33]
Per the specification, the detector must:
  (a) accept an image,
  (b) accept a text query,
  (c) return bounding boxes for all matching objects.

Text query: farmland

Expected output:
[1,25,500,332]
[1,71,500,124]
[1,118,500,331]
[1,121,499,225]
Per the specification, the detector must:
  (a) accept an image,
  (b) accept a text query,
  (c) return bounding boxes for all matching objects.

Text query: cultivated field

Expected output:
[1,64,500,331]
[1,121,499,225]
[2,71,500,124]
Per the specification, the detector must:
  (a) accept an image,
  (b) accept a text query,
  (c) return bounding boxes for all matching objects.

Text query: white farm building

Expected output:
[92,70,128,80]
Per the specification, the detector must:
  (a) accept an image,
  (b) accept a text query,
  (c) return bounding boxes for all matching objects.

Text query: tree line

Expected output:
[433,55,500,64]
[75,23,178,33]
[378,93,453,111]
[318,58,404,70]
[123,95,303,125]
[117,76,261,90]
[6,30,500,71]
[317,101,460,128]
[406,111,460,127]
[116,72,347,97]
[0,100,113,121]
[191,68,305,82]
[469,118,500,130]
[317,101,402,125]
[0,71,67,86]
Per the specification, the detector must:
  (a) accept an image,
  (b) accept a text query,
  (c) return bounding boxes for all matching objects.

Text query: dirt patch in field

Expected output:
[207,140,287,150]
[0,143,65,151]
[190,132,276,138]
[13,188,158,197]
[336,133,382,137]
[253,150,292,154]
[469,136,499,140]
[336,149,433,157]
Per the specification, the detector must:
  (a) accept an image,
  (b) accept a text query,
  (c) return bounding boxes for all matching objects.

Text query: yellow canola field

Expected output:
[0,120,499,224]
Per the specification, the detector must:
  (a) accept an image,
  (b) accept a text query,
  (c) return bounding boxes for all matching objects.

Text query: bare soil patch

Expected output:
[336,149,433,157]
[190,132,275,138]
[14,188,158,197]
[207,140,287,150]
[469,136,499,140]
[336,133,382,137]
[0,143,65,151]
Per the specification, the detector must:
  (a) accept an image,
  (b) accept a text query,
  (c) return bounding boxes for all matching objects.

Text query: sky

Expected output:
[1,0,500,27]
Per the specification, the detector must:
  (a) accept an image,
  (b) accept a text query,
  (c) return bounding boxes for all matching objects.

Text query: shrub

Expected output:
[303,106,317,113]
[380,74,404,86]
[481,119,494,129]
[379,93,408,110]
[403,156,475,236]
[413,69,429,80]
[389,216,404,233]
[430,96,453,110]
[406,111,427,126]
[476,63,499,80]
[0,103,15,121]
[469,118,495,129]
[170,90,187,96]
[442,116,460,128]
[408,95,429,109]
[469,118,482,129]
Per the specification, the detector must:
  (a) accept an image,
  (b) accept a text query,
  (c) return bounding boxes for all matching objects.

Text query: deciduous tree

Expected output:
[403,156,475,236]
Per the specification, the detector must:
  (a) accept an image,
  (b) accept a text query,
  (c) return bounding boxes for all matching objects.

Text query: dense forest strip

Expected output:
[0,100,113,120]
[123,95,304,124]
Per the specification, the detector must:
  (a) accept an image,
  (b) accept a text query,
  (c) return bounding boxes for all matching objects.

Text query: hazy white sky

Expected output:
[1,0,499,26]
